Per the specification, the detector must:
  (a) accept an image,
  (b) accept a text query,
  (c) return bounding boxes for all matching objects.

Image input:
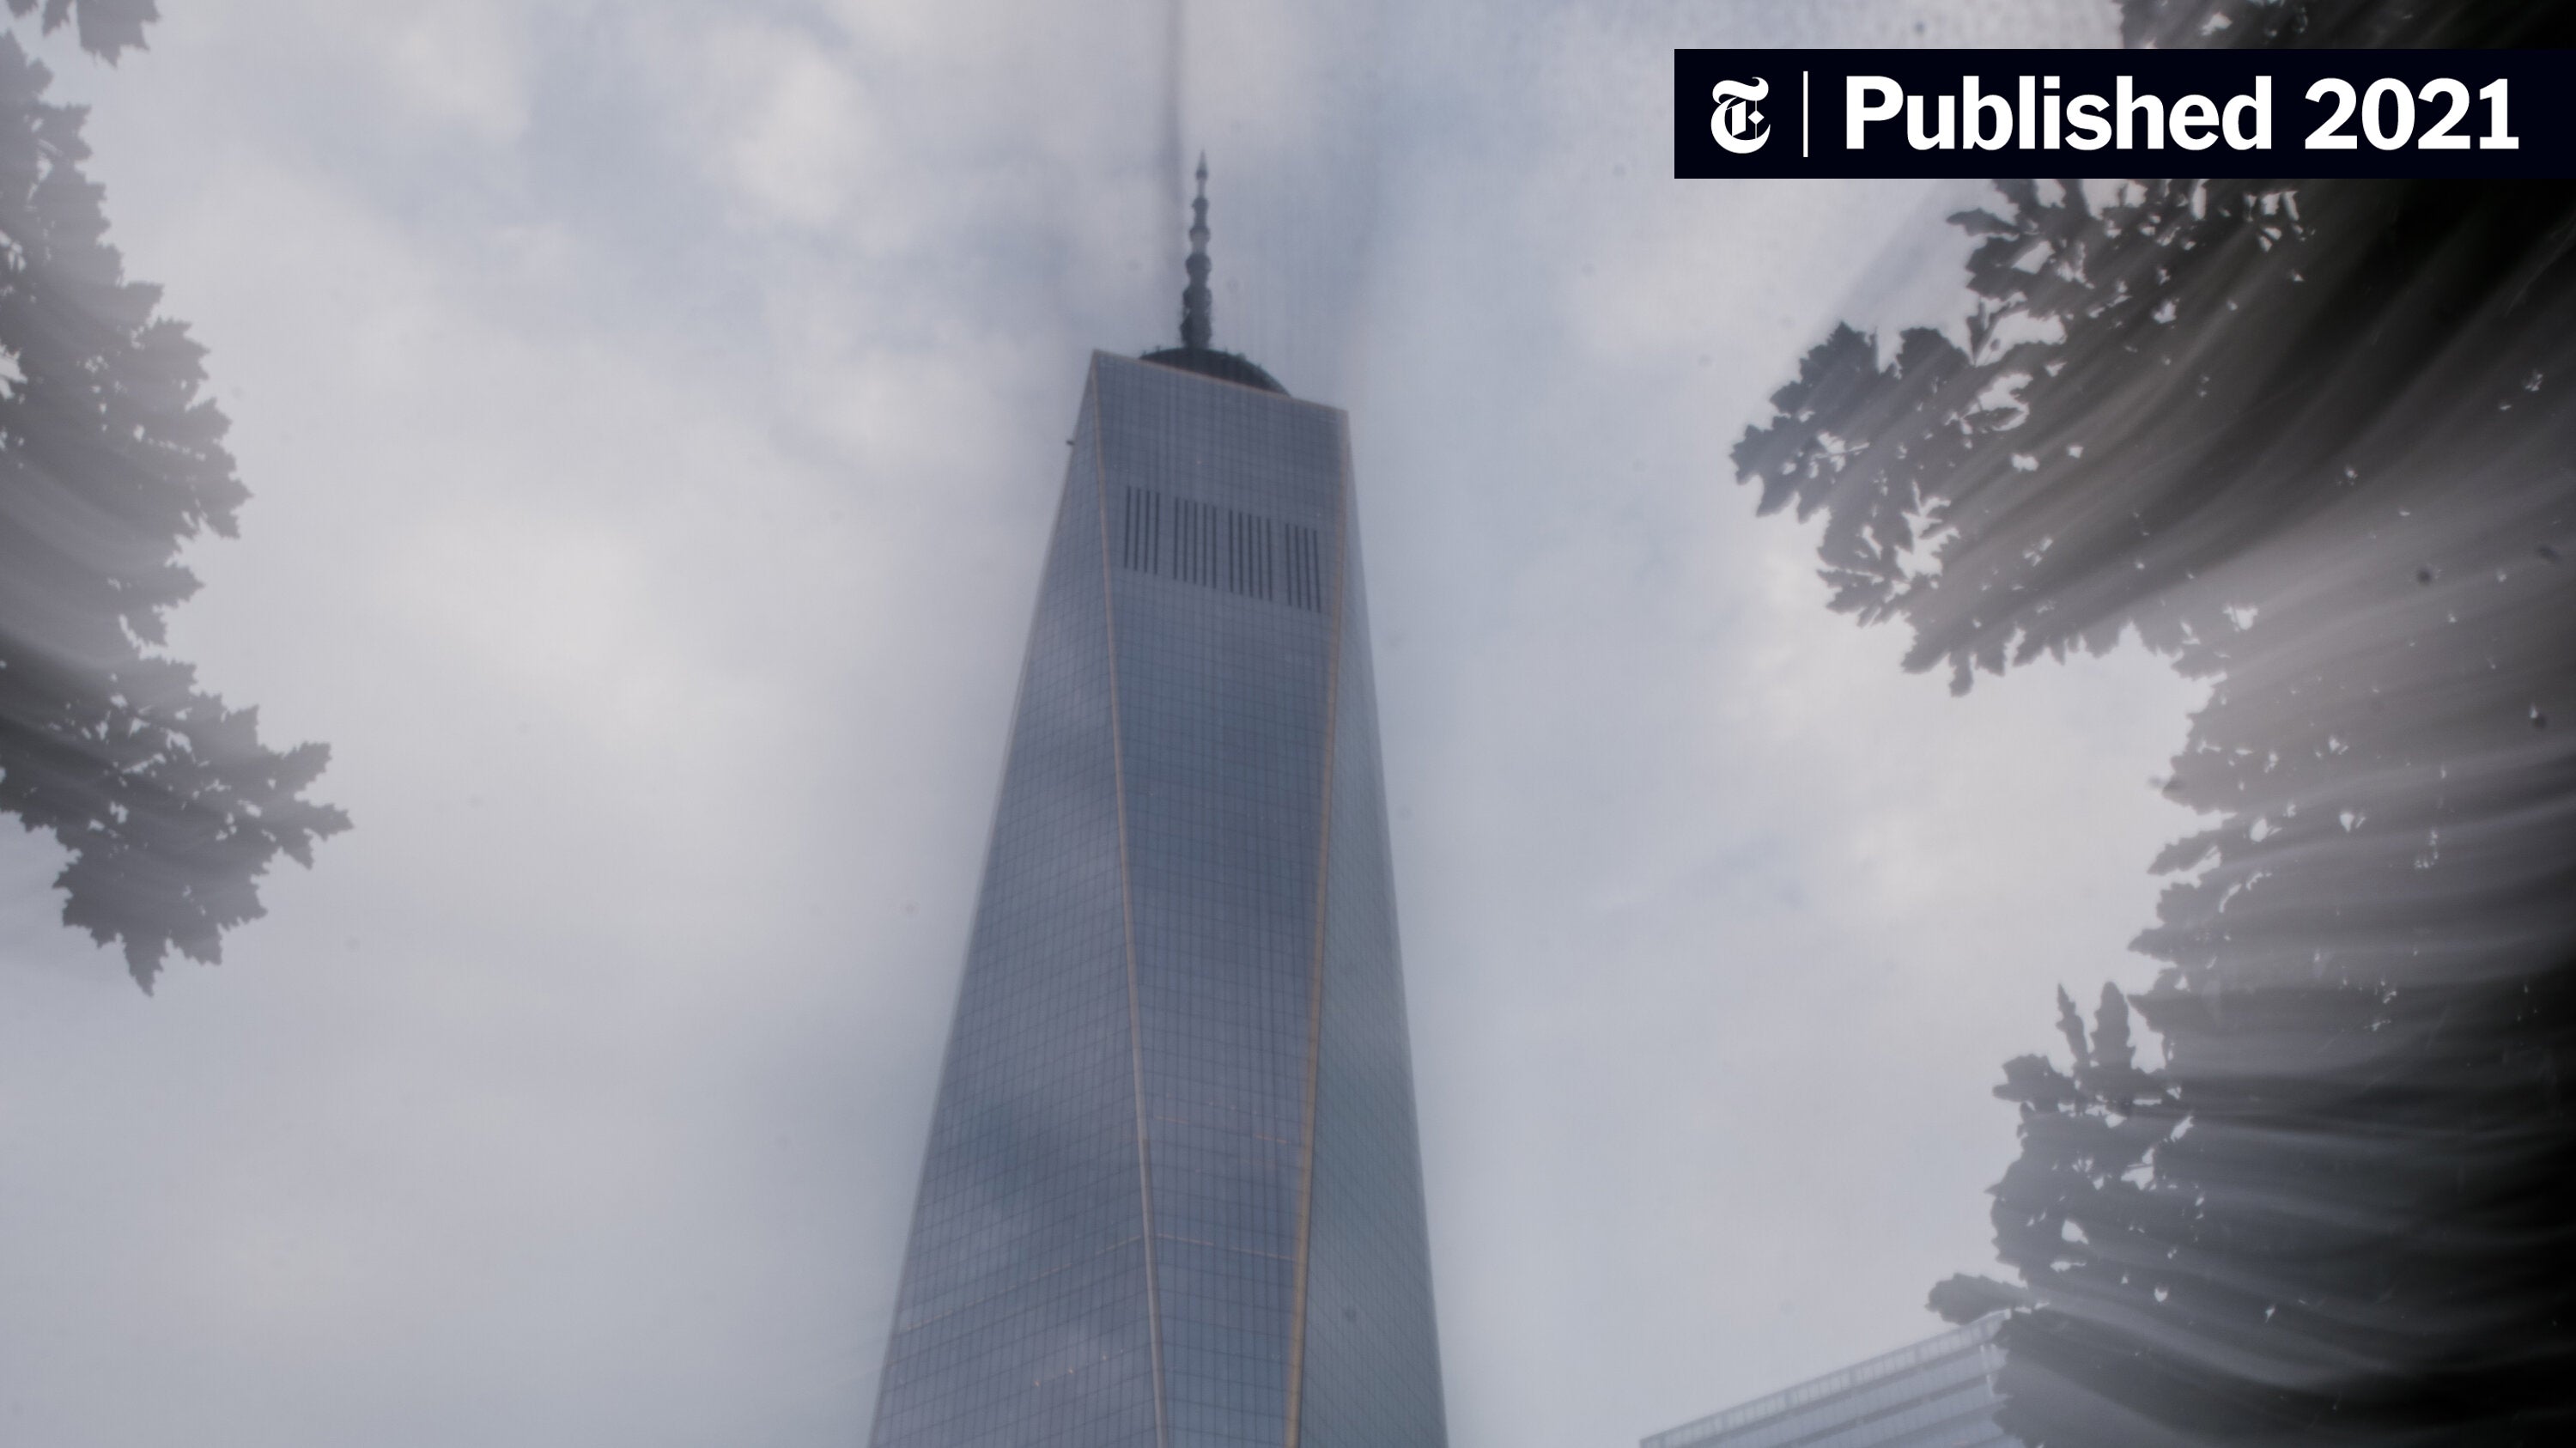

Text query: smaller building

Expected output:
[1642,1314,2015,1448]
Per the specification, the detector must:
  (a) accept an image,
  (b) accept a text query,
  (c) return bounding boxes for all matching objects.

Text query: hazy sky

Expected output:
[0,3,2211,1446]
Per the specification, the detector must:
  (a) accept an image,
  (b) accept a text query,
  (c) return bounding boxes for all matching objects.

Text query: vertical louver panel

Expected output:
[1117,490,1315,613]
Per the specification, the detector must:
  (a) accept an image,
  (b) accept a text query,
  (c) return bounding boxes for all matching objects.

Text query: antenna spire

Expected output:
[1180,154,1212,350]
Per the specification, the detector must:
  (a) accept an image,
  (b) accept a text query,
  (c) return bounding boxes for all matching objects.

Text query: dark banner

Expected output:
[1674,50,2573,178]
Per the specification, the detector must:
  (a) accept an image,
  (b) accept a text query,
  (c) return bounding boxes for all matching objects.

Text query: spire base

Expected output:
[1139,344,1285,395]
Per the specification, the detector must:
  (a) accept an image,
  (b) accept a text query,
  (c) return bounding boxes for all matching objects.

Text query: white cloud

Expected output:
[1,4,2198,1448]
[698,22,878,230]
[382,6,535,143]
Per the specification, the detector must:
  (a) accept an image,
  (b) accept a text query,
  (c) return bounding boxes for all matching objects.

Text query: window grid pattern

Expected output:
[1099,356,1340,1448]
[872,352,1447,1448]
[870,390,1157,1448]
[1292,511,1451,1448]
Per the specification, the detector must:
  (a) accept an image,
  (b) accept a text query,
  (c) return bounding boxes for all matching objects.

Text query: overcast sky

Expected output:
[0,3,2211,1447]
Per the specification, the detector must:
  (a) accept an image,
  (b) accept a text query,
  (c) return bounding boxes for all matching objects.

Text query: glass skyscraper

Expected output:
[867,166,1449,1448]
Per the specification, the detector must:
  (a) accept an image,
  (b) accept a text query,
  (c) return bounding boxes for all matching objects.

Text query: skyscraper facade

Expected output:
[867,167,1448,1448]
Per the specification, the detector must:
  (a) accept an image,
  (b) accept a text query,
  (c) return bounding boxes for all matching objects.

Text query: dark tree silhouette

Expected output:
[1740,3,2576,1444]
[1,12,345,990]
[5,0,154,63]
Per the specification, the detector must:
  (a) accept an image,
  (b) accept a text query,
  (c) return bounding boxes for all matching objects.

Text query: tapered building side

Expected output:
[869,167,1447,1448]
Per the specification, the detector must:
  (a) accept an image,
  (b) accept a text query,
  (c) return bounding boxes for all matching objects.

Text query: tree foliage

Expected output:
[1,19,346,990]
[5,0,154,64]
[1741,3,2576,1443]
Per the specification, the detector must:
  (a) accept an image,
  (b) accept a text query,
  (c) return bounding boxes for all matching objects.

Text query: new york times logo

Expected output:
[1710,77,1771,153]
[1674,50,2563,179]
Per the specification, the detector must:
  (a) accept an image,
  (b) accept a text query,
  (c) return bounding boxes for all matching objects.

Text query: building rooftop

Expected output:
[1642,1314,2013,1448]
